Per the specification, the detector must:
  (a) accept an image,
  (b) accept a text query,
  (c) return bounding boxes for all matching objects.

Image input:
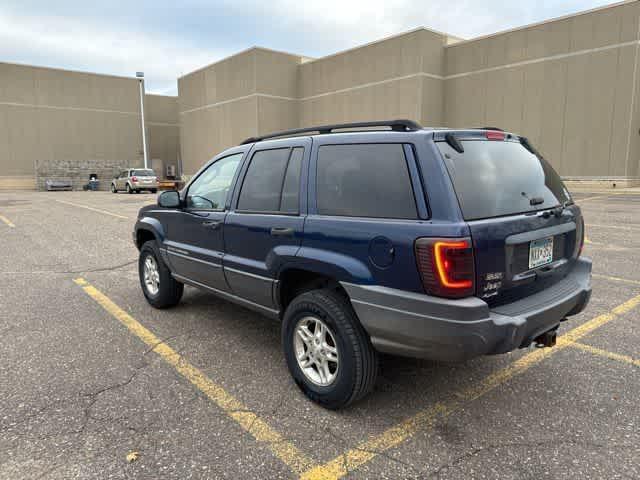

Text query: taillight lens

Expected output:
[415,237,475,299]
[574,216,584,257]
[131,176,138,182]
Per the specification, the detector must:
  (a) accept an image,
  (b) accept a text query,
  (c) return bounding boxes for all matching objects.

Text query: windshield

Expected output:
[437,139,571,221]
[132,169,155,177]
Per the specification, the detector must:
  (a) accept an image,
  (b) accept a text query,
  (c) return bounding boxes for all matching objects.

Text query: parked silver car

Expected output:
[111,169,158,194]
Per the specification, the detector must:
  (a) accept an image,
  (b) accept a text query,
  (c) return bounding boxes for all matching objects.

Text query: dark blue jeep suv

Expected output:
[134,120,591,409]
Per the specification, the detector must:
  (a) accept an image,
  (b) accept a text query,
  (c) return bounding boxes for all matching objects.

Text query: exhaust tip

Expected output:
[534,329,557,348]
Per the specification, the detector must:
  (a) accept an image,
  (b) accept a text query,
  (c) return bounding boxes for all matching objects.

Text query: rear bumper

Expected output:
[132,182,158,190]
[342,257,592,362]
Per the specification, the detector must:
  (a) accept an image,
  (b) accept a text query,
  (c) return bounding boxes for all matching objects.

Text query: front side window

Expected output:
[187,153,243,210]
[237,148,303,213]
[316,144,417,219]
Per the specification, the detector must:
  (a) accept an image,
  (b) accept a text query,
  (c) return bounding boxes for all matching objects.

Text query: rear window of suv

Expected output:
[437,139,571,221]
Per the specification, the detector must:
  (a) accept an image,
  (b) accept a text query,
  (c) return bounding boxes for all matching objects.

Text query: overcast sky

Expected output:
[0,0,619,95]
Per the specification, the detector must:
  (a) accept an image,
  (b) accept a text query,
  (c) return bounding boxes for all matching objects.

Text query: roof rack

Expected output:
[241,119,423,144]
[472,126,504,131]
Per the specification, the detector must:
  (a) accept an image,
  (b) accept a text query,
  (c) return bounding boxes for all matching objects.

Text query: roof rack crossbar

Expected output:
[241,119,422,144]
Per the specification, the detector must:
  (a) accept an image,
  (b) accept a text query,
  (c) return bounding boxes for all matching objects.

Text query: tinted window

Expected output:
[437,140,571,220]
[316,144,417,219]
[132,169,155,177]
[238,148,299,212]
[187,153,243,210]
[280,148,303,213]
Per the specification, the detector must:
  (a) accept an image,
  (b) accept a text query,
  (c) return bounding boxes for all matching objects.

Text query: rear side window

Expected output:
[437,140,571,221]
[316,144,417,219]
[237,147,303,213]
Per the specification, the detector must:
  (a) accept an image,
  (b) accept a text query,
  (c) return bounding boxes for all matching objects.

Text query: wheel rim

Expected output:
[293,316,339,386]
[143,255,160,295]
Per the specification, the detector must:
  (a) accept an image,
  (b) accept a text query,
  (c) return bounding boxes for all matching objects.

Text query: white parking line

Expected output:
[54,200,130,220]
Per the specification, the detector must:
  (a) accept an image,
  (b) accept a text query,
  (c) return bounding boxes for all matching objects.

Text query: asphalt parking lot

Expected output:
[0,190,638,479]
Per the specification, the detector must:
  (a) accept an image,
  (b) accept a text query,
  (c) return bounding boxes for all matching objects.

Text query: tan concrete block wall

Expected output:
[0,176,35,191]
[299,76,424,127]
[145,94,180,177]
[179,96,258,175]
[298,29,446,99]
[0,62,144,186]
[444,1,640,178]
[178,48,306,175]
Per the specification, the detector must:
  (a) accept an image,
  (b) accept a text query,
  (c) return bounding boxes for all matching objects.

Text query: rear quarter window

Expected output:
[316,144,417,219]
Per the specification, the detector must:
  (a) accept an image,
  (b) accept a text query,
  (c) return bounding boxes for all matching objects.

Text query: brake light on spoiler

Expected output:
[485,130,505,141]
[415,238,475,298]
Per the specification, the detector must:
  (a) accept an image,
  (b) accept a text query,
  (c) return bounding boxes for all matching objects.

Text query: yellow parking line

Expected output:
[0,214,15,228]
[55,199,130,220]
[592,273,640,286]
[563,340,640,368]
[73,278,316,476]
[300,292,640,480]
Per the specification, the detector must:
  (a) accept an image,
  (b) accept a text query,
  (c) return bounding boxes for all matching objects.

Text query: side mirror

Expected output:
[158,190,181,208]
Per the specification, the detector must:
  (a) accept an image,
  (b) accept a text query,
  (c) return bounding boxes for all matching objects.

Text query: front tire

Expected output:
[139,240,183,308]
[111,183,117,193]
[282,289,378,409]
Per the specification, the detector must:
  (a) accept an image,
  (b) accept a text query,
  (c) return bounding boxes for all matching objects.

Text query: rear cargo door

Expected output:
[435,133,583,306]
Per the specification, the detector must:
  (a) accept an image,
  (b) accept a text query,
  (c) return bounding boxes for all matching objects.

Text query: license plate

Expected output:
[529,237,554,269]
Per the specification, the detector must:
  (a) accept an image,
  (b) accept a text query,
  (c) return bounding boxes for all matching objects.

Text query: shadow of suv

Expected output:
[133,120,591,409]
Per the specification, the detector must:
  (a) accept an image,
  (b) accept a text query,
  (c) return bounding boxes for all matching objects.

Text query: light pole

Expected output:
[136,72,149,169]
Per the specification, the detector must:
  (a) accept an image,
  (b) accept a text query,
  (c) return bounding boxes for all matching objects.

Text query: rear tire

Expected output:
[282,288,378,409]
[111,183,117,193]
[139,240,183,309]
[151,189,157,194]
[126,184,133,194]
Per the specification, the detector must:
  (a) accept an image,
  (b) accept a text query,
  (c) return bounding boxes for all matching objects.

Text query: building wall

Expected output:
[145,94,180,178]
[177,48,303,176]
[298,29,449,128]
[443,1,640,178]
[0,62,144,189]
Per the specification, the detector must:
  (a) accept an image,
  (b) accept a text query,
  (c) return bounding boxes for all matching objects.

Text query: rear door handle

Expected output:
[202,220,221,230]
[270,227,294,237]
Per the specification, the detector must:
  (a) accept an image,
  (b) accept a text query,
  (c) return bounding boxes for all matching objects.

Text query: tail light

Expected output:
[415,237,475,299]
[574,216,584,257]
[131,176,138,182]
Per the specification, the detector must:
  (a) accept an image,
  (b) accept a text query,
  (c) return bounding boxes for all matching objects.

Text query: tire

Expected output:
[126,183,133,194]
[139,240,184,309]
[111,183,117,193]
[282,288,378,409]
[151,189,157,194]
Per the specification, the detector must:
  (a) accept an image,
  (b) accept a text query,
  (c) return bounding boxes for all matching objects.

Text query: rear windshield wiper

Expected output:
[445,133,464,153]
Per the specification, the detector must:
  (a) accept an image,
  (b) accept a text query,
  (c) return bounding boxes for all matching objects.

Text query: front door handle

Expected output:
[270,227,294,237]
[202,220,221,230]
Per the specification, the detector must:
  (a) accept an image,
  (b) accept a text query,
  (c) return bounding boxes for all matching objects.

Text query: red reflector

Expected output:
[131,176,138,182]
[415,237,475,299]
[486,130,505,141]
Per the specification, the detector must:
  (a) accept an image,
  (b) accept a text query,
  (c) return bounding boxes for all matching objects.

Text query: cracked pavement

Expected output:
[1,190,639,479]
